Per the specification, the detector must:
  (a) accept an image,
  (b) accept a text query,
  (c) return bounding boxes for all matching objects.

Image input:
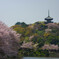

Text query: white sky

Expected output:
[0,0,59,26]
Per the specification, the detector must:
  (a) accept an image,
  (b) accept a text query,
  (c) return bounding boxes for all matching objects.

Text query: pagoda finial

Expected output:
[48,10,50,17]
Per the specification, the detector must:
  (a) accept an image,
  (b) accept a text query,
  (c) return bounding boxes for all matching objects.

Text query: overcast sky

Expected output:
[0,0,59,26]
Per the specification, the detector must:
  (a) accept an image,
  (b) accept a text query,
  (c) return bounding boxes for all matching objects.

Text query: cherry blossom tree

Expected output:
[0,21,21,58]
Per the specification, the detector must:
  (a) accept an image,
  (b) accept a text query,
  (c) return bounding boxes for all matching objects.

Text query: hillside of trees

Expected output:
[11,21,59,57]
[0,21,59,58]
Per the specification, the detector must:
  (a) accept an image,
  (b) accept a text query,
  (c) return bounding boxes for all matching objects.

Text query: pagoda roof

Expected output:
[45,16,53,20]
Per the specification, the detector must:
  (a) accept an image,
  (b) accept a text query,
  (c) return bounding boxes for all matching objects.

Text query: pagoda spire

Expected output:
[48,10,50,17]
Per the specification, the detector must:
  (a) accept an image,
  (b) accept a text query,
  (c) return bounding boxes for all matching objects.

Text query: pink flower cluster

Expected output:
[0,21,21,58]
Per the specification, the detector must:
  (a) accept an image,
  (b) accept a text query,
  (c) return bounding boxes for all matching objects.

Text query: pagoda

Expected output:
[45,10,53,24]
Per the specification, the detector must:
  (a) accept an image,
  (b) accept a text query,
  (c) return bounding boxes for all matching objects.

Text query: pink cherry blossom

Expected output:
[0,21,21,58]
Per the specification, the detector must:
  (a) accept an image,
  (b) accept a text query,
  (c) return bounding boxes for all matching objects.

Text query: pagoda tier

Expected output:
[45,16,53,20]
